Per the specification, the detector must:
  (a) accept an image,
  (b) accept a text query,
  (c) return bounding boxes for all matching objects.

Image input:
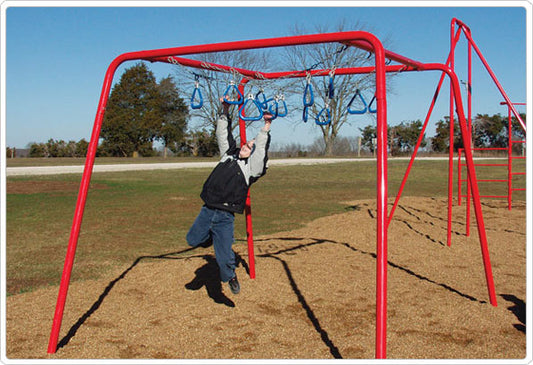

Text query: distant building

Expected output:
[7,148,30,158]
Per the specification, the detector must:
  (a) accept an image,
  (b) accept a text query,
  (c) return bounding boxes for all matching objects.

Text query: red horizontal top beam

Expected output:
[154,55,416,80]
[127,30,425,70]
[123,31,375,59]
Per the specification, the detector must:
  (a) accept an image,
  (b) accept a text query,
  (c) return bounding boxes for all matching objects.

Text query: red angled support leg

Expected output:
[447,69,498,307]
[47,57,123,353]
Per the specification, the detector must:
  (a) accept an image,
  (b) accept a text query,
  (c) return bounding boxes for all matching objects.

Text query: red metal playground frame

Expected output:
[48,20,503,359]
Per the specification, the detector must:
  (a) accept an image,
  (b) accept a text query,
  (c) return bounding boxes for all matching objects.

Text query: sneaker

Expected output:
[228,276,240,295]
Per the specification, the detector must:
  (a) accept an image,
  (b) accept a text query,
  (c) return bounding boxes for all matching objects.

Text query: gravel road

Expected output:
[6,157,453,176]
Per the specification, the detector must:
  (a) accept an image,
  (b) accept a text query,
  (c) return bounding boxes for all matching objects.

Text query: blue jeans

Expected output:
[186,206,236,282]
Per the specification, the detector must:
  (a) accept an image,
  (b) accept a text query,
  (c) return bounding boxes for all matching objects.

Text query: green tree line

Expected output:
[26,139,89,158]
[358,113,526,156]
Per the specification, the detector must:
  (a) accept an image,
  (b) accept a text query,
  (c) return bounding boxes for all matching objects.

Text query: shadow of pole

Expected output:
[251,236,492,358]
[256,237,487,304]
[56,246,198,351]
[261,254,343,359]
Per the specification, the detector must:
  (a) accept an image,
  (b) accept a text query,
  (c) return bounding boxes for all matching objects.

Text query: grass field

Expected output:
[5,158,526,297]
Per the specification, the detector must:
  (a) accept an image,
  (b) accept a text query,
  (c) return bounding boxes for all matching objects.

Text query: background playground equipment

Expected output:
[47,18,525,359]
[456,101,526,237]
[444,19,527,248]
[443,19,527,246]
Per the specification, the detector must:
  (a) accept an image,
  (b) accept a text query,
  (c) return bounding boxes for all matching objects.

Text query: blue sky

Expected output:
[2,2,530,150]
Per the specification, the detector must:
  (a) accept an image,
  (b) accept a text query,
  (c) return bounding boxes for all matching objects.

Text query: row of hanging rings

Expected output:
[190,72,290,123]
[303,69,377,126]
[190,70,377,125]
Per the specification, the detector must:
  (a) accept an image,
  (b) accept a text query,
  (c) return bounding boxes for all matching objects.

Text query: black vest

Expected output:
[200,155,249,214]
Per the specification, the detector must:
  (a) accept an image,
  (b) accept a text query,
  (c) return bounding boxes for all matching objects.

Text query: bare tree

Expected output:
[283,20,395,155]
[172,50,271,136]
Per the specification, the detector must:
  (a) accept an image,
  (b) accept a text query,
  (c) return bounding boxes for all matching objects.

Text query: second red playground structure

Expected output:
[47,18,525,358]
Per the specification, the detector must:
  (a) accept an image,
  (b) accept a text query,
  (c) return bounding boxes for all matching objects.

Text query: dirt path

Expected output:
[5,197,526,360]
[6,157,457,176]
[6,158,363,176]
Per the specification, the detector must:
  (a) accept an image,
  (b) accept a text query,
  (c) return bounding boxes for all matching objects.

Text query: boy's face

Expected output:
[239,140,255,159]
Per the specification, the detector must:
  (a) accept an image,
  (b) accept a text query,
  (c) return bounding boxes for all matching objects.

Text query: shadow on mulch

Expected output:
[501,294,526,333]
[54,246,248,352]
[55,246,198,351]
[185,253,251,308]
[52,236,522,358]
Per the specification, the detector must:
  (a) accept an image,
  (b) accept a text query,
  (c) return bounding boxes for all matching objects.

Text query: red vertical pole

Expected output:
[507,104,513,210]
[244,194,255,278]
[447,22,458,247]
[367,36,388,360]
[466,160,471,237]
[465,35,472,237]
[457,148,462,206]
[237,79,256,279]
[47,57,123,354]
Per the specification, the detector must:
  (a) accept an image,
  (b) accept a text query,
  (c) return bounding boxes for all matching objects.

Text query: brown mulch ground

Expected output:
[5,197,527,360]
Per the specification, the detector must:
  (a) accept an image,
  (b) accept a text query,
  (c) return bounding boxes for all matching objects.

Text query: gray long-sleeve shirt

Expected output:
[216,113,270,185]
